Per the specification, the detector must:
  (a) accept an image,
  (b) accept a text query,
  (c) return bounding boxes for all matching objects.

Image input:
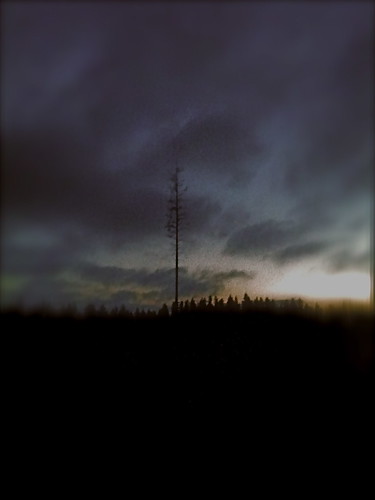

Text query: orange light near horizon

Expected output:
[271,270,370,301]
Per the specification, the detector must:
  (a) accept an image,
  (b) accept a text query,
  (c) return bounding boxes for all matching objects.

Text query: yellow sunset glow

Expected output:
[271,270,370,301]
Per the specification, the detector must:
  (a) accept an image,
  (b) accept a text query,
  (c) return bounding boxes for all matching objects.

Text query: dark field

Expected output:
[4,310,373,419]
[2,308,373,492]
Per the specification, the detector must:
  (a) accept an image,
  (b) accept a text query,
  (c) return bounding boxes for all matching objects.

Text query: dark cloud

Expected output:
[72,263,255,309]
[179,268,254,299]
[325,249,370,275]
[2,118,230,257]
[273,241,330,264]
[281,25,373,205]
[107,289,140,308]
[2,128,165,241]
[80,263,253,304]
[172,114,263,175]
[224,218,369,274]
[2,243,77,277]
[2,2,372,306]
[0,261,253,309]
[224,220,298,257]
[80,264,174,289]
[4,275,80,309]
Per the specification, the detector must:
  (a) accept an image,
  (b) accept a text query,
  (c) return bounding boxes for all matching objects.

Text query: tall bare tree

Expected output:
[166,160,187,309]
[371,189,375,311]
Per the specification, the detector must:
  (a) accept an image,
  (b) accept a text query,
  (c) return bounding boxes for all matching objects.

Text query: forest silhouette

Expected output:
[3,294,373,419]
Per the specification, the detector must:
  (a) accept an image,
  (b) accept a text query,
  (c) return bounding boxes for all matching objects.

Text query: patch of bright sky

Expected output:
[270,264,370,301]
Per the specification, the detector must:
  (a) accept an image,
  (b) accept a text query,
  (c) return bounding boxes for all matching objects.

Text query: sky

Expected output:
[1,1,373,310]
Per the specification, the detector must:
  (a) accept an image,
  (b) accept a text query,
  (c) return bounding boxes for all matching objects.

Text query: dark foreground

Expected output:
[4,310,373,418]
[3,309,374,489]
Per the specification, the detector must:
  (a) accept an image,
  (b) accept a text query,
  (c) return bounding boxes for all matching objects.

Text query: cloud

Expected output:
[2,259,253,310]
[2,275,81,310]
[2,119,230,255]
[223,219,331,265]
[2,2,372,306]
[179,268,253,299]
[280,25,372,205]
[1,226,89,280]
[325,249,370,274]
[2,244,76,277]
[172,114,263,176]
[79,264,173,289]
[2,128,168,246]
[224,220,298,257]
[107,289,140,307]
[79,263,254,307]
[224,216,371,275]
[273,241,329,264]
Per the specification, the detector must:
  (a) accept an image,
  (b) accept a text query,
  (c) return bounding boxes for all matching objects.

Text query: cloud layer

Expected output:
[2,2,372,307]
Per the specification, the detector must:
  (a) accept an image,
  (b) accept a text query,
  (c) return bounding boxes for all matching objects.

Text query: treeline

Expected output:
[4,293,373,421]
[168,294,310,316]
[3,294,319,319]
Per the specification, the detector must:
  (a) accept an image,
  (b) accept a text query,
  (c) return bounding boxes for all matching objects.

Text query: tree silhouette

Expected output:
[166,158,187,308]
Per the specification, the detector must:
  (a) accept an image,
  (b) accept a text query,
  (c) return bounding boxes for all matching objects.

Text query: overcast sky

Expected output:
[1,1,373,309]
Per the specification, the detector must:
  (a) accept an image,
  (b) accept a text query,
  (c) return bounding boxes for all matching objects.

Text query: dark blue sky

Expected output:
[1,2,373,309]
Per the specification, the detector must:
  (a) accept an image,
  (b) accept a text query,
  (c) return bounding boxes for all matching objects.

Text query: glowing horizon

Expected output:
[270,269,370,302]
